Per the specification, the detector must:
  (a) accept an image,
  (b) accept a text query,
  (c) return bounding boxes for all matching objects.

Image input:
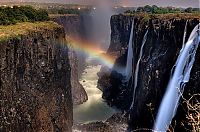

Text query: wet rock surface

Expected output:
[73,113,128,132]
[0,27,73,131]
[68,50,88,105]
[98,14,200,130]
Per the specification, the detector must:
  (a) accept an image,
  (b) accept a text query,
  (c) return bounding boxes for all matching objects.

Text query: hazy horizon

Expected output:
[0,0,199,8]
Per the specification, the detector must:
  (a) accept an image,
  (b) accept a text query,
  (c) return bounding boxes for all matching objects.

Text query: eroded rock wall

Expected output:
[0,27,73,131]
[98,14,200,130]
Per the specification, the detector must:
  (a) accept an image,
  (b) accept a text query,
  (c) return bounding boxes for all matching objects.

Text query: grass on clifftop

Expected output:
[0,21,62,42]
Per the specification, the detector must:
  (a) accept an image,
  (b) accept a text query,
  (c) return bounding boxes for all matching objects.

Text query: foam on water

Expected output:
[73,59,116,123]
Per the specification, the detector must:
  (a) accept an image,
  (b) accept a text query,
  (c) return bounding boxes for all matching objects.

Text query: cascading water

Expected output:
[129,30,149,109]
[154,23,200,131]
[125,19,134,80]
[170,20,188,80]
[182,20,188,50]
[115,19,138,82]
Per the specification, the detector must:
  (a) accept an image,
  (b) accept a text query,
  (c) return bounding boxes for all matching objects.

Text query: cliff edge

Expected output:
[0,22,73,131]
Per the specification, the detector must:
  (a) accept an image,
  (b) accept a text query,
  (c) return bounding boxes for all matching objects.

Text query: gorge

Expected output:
[0,4,200,132]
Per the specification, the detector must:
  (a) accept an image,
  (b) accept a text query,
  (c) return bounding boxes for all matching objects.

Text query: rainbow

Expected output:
[64,36,117,68]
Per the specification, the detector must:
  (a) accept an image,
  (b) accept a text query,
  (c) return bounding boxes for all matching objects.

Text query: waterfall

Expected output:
[182,20,188,50]
[154,23,200,131]
[125,19,134,80]
[130,30,149,109]
[170,21,188,80]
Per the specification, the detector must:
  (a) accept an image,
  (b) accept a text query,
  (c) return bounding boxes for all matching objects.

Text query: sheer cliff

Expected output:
[0,22,73,131]
[53,15,88,105]
[98,14,200,130]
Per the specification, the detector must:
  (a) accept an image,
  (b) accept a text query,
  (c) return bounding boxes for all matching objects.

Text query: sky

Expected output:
[1,0,200,8]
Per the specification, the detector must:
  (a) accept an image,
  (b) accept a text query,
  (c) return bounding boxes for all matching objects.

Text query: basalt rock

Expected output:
[54,15,88,105]
[0,25,73,131]
[98,14,200,130]
[73,113,128,132]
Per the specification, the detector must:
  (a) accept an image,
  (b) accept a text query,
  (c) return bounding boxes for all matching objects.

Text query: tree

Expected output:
[137,7,144,12]
[124,10,133,14]
[144,5,152,13]
[185,7,193,13]
[0,6,50,25]
[36,9,49,21]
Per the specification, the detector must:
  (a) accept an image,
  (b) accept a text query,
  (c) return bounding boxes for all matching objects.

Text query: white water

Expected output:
[130,30,148,109]
[170,21,188,81]
[182,20,188,50]
[73,58,116,123]
[125,20,134,80]
[154,23,200,131]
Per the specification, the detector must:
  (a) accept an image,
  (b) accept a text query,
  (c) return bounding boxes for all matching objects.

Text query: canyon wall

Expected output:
[0,23,73,131]
[54,15,88,105]
[98,14,200,130]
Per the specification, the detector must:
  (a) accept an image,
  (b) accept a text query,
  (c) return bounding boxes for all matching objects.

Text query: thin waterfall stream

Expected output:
[130,30,149,109]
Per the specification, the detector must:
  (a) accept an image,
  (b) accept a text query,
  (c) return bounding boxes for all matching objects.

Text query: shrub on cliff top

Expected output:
[124,5,200,15]
[0,6,49,25]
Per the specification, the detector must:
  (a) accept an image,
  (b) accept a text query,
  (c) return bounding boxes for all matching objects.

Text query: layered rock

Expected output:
[98,14,200,130]
[0,22,73,131]
[53,15,88,105]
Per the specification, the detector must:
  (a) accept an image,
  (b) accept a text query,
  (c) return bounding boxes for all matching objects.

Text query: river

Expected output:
[73,57,116,124]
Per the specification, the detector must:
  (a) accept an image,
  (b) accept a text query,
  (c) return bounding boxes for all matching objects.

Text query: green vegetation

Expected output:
[141,14,150,24]
[0,6,49,25]
[47,8,81,15]
[124,5,200,14]
[0,21,61,42]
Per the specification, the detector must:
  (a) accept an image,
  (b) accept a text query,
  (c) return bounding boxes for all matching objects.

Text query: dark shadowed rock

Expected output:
[53,15,88,105]
[73,113,128,132]
[98,14,200,131]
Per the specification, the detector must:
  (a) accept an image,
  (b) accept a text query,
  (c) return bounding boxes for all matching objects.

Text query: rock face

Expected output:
[68,49,88,105]
[54,15,88,105]
[53,15,86,39]
[0,25,73,131]
[98,14,200,130]
[73,113,128,132]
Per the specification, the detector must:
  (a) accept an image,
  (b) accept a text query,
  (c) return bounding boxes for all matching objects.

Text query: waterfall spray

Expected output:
[129,30,149,109]
[154,23,200,131]
[125,19,134,80]
[89,0,114,50]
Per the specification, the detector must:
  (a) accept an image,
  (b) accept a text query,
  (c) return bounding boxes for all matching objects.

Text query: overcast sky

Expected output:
[1,0,200,8]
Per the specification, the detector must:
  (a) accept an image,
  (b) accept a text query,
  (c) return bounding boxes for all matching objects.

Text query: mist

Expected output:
[85,0,115,50]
